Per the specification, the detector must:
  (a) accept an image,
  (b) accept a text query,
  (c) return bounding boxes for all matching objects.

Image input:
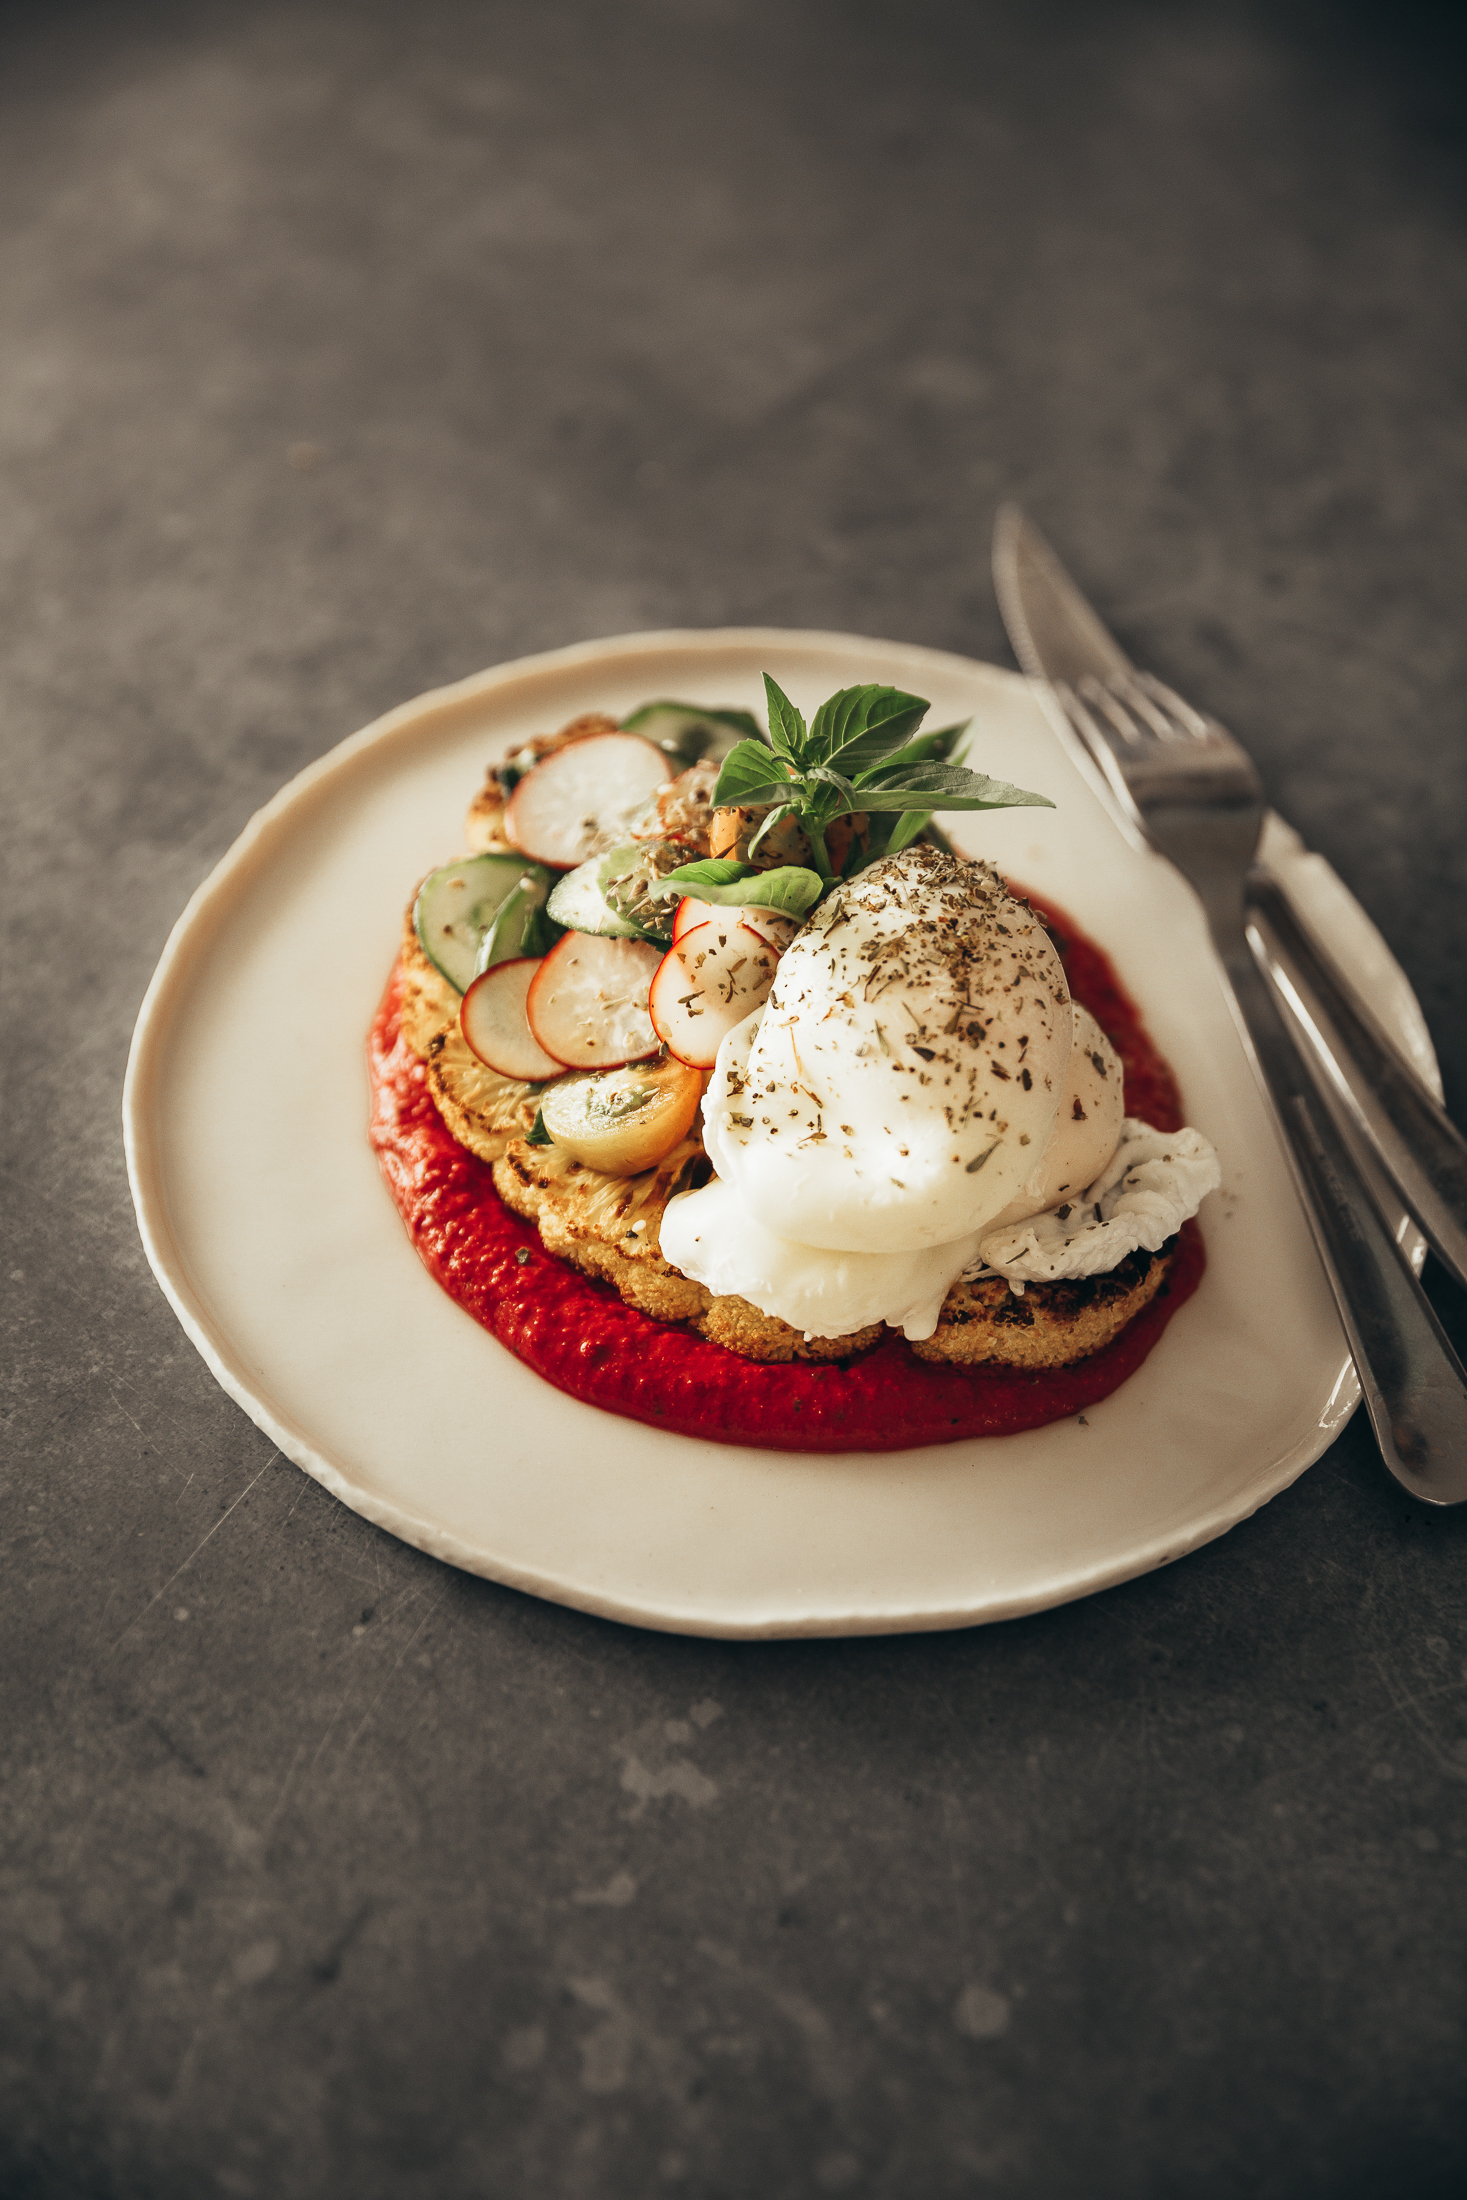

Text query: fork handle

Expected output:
[1218,936,1467,1506]
[1244,867,1467,1294]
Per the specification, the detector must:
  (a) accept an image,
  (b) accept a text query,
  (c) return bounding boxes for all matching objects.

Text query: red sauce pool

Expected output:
[368,890,1205,1453]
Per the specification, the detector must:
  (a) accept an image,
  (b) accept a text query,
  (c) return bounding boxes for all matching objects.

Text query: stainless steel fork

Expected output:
[1053,667,1467,1506]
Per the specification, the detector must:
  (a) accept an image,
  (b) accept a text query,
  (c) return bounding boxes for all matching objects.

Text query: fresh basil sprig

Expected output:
[710,677,1053,882]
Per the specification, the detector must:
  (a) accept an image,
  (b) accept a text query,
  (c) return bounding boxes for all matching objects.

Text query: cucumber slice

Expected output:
[545,856,644,939]
[545,842,684,944]
[618,700,761,769]
[474,871,564,976]
[413,854,551,993]
[597,841,683,944]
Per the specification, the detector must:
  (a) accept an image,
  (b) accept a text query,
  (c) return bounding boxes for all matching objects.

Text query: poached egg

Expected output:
[661,845,1136,1339]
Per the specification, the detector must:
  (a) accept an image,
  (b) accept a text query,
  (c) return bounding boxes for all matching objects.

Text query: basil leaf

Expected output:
[712,738,796,808]
[851,721,973,789]
[725,778,805,810]
[761,674,808,763]
[734,866,824,915]
[856,762,1054,813]
[926,719,973,762]
[806,764,860,810]
[526,1108,553,1147]
[649,864,824,917]
[810,684,929,770]
[746,802,797,861]
[521,902,565,957]
[645,857,759,895]
[854,735,962,787]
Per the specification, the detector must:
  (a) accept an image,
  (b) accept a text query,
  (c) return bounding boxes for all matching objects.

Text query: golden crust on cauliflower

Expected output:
[909,1245,1171,1368]
[398,904,460,1057]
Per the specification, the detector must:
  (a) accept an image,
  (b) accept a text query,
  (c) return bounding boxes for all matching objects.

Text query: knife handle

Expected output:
[1244,867,1467,1294]
[1217,936,1467,1506]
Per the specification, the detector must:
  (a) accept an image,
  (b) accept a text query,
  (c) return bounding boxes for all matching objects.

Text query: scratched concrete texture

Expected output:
[4,1,1467,2194]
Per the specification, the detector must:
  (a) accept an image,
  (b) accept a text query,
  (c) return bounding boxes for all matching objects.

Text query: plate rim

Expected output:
[124,626,1401,1639]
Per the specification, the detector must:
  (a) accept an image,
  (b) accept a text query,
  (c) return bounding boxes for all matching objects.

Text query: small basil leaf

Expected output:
[521,903,566,958]
[853,726,973,785]
[645,857,759,896]
[526,1108,554,1147]
[650,865,824,917]
[761,674,808,763]
[806,764,860,809]
[856,762,1054,813]
[711,739,795,809]
[926,719,973,762]
[731,866,824,915]
[884,808,934,854]
[810,684,929,769]
[746,802,796,860]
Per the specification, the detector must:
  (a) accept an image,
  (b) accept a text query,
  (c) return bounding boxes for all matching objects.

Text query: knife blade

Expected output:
[992,503,1135,688]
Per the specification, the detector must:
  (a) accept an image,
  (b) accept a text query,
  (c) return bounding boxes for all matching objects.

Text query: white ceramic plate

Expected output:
[124,630,1438,1639]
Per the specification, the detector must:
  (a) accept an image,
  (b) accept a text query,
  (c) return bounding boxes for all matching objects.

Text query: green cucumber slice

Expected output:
[597,841,682,943]
[544,841,681,944]
[413,853,553,992]
[618,700,762,769]
[474,872,564,976]
[545,856,644,939]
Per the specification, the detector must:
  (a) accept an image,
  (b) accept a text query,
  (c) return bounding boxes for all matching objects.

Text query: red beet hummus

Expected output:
[367,892,1204,1453]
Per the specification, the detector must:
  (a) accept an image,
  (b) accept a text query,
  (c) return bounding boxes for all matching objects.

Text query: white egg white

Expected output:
[981,1005,1125,1232]
[702,845,1075,1256]
[657,1177,981,1342]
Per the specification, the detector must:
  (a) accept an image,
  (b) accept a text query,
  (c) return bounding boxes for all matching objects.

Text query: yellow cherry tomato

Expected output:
[539,1055,704,1177]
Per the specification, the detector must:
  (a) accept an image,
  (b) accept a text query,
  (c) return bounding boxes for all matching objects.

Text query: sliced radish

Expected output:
[672,896,720,943]
[648,919,781,1069]
[525,932,662,1069]
[504,734,671,870]
[671,896,801,954]
[734,906,800,954]
[461,959,565,1082]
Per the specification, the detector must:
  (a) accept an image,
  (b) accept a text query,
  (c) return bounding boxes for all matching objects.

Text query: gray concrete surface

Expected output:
[4,3,1466,2194]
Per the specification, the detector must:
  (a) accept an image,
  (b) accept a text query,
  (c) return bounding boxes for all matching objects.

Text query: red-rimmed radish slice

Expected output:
[648,919,780,1069]
[739,907,800,954]
[671,895,716,943]
[504,734,671,870]
[461,959,565,1082]
[671,897,801,954]
[525,932,662,1068]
